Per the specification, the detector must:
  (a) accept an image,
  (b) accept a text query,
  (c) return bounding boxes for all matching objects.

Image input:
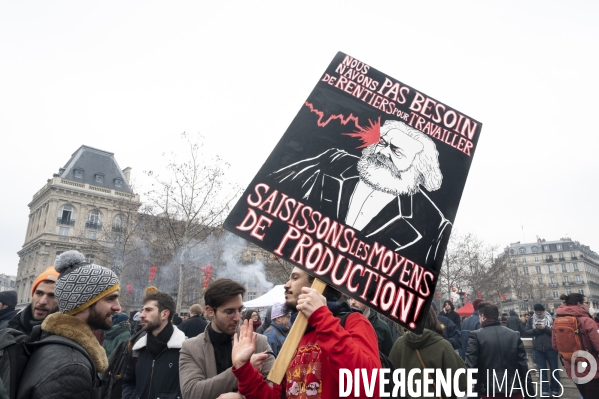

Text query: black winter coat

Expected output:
[0,308,19,329]
[506,314,525,336]
[524,316,553,351]
[465,323,530,395]
[17,313,107,399]
[122,327,186,399]
[178,315,207,338]
[438,314,461,350]
[439,309,462,330]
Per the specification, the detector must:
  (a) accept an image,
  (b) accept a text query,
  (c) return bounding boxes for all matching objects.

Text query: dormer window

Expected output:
[95,173,104,184]
[74,168,84,179]
[114,178,123,188]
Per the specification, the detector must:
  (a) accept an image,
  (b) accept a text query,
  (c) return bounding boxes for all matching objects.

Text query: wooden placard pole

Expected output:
[266,278,327,384]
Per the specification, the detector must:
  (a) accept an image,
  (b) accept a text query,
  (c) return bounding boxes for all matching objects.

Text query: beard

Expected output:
[284,291,298,312]
[141,317,162,333]
[357,146,421,196]
[87,304,114,330]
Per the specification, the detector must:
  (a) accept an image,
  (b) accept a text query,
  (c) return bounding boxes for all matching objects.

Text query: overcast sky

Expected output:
[1,1,598,276]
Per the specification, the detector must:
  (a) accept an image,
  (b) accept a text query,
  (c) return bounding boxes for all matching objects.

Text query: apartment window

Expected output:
[95,173,104,184]
[510,249,515,255]
[74,168,84,179]
[57,204,75,226]
[557,244,563,251]
[87,231,97,240]
[86,210,103,230]
[521,258,527,264]
[532,246,538,253]
[548,265,554,273]
[536,266,542,274]
[247,292,256,301]
[55,251,63,257]
[564,276,570,284]
[114,178,123,188]
[523,267,529,275]
[578,289,584,295]
[553,290,559,299]
[112,215,123,233]
[561,264,568,272]
[566,289,572,295]
[550,276,556,285]
[59,227,69,236]
[576,275,582,283]
[538,277,543,285]
[534,256,539,263]
[558,253,565,260]
[519,247,526,254]
[511,258,516,264]
[545,255,553,262]
[544,245,550,251]
[573,263,579,271]
[85,254,95,263]
[570,252,576,258]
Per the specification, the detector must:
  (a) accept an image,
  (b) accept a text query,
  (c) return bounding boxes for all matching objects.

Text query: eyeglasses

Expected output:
[216,307,244,318]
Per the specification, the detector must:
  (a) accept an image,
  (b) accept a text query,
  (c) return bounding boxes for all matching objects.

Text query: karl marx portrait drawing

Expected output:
[270,119,451,269]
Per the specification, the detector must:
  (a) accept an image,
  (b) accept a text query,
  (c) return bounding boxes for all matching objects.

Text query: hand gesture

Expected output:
[232,319,257,369]
[250,352,269,372]
[296,287,326,318]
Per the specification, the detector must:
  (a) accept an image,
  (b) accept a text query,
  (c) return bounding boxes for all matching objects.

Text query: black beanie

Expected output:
[0,290,17,308]
[533,303,545,311]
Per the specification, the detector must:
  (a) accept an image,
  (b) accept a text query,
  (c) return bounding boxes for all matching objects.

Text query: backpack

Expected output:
[553,316,592,362]
[100,329,144,399]
[337,312,395,369]
[0,326,97,399]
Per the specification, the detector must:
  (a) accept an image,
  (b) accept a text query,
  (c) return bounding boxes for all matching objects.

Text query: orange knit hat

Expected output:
[31,266,60,296]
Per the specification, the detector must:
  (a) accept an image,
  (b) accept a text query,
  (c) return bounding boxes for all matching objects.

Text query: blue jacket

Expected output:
[459,311,480,359]
[263,322,289,357]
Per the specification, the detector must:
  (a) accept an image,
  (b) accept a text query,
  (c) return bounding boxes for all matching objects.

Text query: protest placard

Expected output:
[224,51,482,333]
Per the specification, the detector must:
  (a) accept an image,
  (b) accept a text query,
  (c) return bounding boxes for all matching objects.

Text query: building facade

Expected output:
[15,145,140,307]
[507,238,599,311]
[0,273,16,292]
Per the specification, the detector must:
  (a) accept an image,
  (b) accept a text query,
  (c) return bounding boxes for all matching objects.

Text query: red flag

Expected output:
[149,266,157,282]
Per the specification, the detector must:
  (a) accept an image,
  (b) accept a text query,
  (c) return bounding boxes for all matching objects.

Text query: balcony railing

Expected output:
[85,221,103,230]
[56,218,75,226]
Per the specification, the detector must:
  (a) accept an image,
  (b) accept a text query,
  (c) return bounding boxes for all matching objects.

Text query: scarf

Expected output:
[252,318,262,330]
[481,318,501,328]
[208,323,233,374]
[146,322,173,359]
[532,311,552,328]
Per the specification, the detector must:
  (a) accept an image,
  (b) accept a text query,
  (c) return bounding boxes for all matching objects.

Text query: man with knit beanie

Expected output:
[0,290,19,329]
[122,288,186,399]
[263,302,291,357]
[7,266,60,335]
[17,250,121,399]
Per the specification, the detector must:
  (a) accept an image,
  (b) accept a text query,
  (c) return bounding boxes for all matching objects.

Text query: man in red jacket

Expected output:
[231,267,382,399]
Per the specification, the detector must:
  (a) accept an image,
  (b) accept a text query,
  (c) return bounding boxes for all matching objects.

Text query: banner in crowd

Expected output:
[224,52,482,332]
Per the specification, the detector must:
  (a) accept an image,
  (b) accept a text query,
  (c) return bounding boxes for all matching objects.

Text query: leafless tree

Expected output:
[144,133,240,312]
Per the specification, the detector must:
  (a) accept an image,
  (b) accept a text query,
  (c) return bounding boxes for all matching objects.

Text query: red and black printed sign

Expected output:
[224,52,482,333]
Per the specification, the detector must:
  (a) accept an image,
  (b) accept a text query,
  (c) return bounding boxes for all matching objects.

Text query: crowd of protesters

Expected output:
[2,251,599,399]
